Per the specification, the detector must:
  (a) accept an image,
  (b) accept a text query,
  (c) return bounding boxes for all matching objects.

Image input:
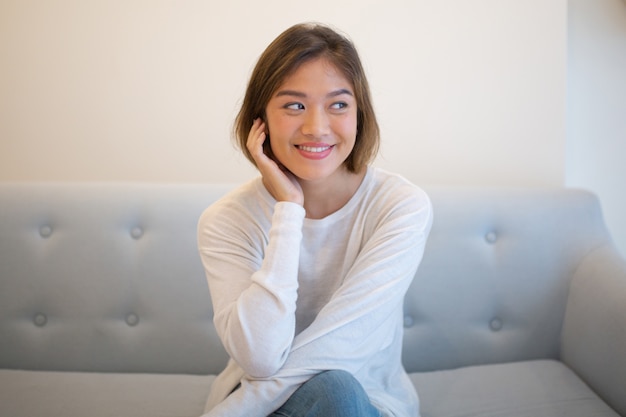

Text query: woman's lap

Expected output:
[268,370,382,417]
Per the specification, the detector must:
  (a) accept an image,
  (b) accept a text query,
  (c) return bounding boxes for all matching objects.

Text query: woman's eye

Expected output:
[285,103,305,111]
[330,102,348,110]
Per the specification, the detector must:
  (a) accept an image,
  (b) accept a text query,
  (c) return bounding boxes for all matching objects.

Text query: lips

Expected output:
[295,143,334,160]
[297,144,332,153]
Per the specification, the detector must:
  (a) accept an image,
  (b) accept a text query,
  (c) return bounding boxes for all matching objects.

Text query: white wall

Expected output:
[0,0,566,187]
[567,0,626,257]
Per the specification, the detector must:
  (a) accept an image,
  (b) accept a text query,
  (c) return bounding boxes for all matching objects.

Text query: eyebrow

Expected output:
[274,88,354,99]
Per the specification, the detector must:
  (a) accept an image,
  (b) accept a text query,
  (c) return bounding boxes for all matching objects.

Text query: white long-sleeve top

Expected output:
[197,167,433,417]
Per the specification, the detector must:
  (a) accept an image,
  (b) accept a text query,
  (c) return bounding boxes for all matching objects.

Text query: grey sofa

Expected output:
[0,183,624,417]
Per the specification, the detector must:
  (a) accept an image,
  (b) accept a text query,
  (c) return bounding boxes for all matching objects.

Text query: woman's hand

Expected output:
[247,118,304,205]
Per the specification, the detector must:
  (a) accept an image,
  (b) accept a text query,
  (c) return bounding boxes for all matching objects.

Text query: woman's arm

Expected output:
[199,119,307,377]
[198,199,305,378]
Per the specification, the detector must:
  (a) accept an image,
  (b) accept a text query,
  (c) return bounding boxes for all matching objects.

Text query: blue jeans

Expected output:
[268,370,382,417]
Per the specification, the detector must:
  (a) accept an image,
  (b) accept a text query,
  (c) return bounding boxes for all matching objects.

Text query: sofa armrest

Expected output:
[561,244,626,416]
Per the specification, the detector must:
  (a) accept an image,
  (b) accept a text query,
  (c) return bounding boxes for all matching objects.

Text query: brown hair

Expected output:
[233,23,380,173]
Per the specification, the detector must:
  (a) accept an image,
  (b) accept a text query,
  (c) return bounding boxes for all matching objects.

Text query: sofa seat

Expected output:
[0,360,618,417]
[0,369,214,417]
[412,360,619,417]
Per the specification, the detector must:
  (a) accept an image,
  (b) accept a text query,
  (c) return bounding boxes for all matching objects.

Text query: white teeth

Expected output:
[297,145,331,153]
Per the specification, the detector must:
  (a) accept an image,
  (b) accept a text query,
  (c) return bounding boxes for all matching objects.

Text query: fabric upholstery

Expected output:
[0,184,232,374]
[411,360,619,417]
[562,245,626,416]
[403,187,608,371]
[0,183,624,417]
[0,361,619,417]
[0,369,213,417]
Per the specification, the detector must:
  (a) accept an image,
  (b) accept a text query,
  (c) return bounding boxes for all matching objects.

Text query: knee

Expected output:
[315,370,361,393]
[275,370,380,417]
[311,370,374,411]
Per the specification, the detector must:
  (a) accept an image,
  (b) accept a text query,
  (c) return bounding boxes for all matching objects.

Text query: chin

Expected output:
[294,165,348,183]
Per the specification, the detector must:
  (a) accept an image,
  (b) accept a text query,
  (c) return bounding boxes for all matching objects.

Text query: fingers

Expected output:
[245,119,304,205]
[247,119,277,177]
[246,118,266,162]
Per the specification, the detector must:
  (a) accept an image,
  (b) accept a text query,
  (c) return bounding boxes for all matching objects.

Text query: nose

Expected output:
[301,107,330,138]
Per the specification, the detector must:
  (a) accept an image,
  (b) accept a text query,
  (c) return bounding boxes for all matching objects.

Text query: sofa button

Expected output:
[34,313,48,327]
[130,227,143,239]
[126,313,139,326]
[403,315,414,328]
[39,225,53,238]
[485,231,497,244]
[489,317,503,331]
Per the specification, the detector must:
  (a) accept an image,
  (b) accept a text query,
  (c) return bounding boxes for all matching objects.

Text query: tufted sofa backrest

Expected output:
[0,184,612,375]
[402,187,611,372]
[0,183,232,374]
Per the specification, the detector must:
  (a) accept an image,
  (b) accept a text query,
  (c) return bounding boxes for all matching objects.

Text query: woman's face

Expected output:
[264,57,358,184]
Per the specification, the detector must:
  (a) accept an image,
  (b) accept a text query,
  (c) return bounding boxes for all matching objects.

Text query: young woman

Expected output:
[197,23,432,417]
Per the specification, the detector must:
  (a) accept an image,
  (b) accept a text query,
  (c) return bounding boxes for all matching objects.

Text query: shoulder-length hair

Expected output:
[233,23,380,173]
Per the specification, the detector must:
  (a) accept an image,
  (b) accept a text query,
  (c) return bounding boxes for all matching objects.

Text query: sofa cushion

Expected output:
[0,183,231,375]
[1,360,618,417]
[0,369,213,417]
[411,359,619,417]
[403,188,610,373]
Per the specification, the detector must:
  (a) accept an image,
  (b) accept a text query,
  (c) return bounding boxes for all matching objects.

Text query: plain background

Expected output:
[1,0,624,256]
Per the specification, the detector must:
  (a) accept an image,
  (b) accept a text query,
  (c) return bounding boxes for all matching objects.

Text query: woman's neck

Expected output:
[299,167,367,220]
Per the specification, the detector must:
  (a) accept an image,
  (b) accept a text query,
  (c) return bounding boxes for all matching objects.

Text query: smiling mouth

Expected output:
[296,144,334,153]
